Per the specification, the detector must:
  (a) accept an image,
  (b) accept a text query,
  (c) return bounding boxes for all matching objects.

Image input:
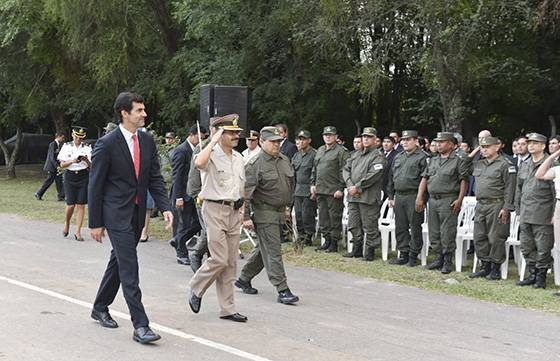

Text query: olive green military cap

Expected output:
[361,127,377,137]
[297,130,311,139]
[401,130,418,139]
[434,132,455,141]
[210,114,243,131]
[479,136,499,146]
[526,132,547,143]
[260,126,284,141]
[246,130,259,140]
[322,126,337,135]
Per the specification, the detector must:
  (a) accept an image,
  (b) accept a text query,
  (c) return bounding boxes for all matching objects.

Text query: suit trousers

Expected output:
[36,171,64,199]
[93,206,149,328]
[189,201,241,316]
[172,199,201,257]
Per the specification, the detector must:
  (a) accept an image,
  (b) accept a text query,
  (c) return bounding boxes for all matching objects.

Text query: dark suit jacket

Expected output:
[88,128,171,231]
[382,150,398,197]
[281,139,298,160]
[170,141,194,202]
[43,140,61,172]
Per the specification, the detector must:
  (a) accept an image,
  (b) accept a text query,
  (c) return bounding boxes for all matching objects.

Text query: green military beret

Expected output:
[479,136,499,146]
[322,126,337,135]
[361,127,377,137]
[526,132,547,143]
[260,126,284,141]
[297,130,311,139]
[402,130,418,139]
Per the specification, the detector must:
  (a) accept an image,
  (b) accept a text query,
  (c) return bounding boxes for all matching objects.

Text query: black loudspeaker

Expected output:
[199,85,249,133]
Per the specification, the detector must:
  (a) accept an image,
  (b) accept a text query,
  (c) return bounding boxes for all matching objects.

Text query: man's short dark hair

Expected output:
[275,123,288,133]
[389,130,400,136]
[418,137,426,147]
[514,136,527,142]
[550,135,560,142]
[188,125,207,136]
[383,136,396,144]
[461,140,471,148]
[55,132,65,138]
[353,134,362,140]
[114,92,144,122]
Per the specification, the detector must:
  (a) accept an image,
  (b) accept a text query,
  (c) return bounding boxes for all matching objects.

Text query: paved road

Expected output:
[1,213,559,361]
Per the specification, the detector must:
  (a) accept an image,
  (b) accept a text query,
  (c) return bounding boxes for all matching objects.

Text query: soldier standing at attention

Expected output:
[292,130,317,253]
[342,127,387,260]
[465,137,516,280]
[187,114,247,322]
[387,130,428,266]
[515,133,555,289]
[311,126,349,252]
[235,126,299,305]
[416,132,469,274]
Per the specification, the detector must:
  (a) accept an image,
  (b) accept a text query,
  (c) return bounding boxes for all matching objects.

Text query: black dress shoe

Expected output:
[34,193,43,201]
[91,309,118,328]
[168,238,177,249]
[220,313,248,322]
[188,290,202,313]
[133,326,161,344]
[234,279,258,295]
[277,288,299,304]
[177,256,191,265]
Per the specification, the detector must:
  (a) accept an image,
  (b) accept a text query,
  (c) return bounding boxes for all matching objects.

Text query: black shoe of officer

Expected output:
[325,240,338,253]
[362,247,375,261]
[91,309,118,328]
[517,267,537,286]
[277,288,299,304]
[486,262,502,280]
[469,261,491,278]
[315,235,330,251]
[389,252,409,265]
[343,244,363,258]
[533,268,548,289]
[407,253,418,267]
[133,326,161,344]
[234,278,258,295]
[189,253,203,273]
[427,254,444,270]
[441,253,453,274]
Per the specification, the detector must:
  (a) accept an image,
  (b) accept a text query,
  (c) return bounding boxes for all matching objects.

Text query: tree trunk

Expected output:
[3,127,23,179]
[51,108,67,134]
[549,115,556,136]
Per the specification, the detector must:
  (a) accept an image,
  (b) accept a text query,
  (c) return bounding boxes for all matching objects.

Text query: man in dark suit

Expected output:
[170,125,203,265]
[390,130,404,153]
[35,132,66,201]
[276,123,298,159]
[382,136,398,199]
[89,92,173,344]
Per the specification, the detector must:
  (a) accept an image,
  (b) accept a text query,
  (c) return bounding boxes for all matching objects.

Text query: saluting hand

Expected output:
[162,211,173,230]
[210,128,224,145]
[91,227,106,243]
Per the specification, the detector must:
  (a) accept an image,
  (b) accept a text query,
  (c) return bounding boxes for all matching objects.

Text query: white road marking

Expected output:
[0,275,274,361]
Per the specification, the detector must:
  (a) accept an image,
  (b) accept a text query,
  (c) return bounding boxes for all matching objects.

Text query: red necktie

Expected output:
[132,134,140,204]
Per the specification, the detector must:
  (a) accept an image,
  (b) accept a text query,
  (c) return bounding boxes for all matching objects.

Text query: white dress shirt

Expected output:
[119,124,138,162]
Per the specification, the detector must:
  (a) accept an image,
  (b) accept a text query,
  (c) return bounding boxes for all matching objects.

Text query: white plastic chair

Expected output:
[420,207,429,266]
[454,199,476,272]
[379,198,395,261]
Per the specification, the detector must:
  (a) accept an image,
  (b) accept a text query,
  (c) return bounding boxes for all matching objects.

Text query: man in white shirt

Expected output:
[242,130,261,164]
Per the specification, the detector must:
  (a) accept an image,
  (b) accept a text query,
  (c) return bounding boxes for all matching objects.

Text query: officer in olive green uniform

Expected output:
[342,127,387,260]
[292,130,317,252]
[515,132,555,289]
[418,132,469,274]
[235,126,299,305]
[465,137,516,280]
[387,130,428,267]
[311,126,350,252]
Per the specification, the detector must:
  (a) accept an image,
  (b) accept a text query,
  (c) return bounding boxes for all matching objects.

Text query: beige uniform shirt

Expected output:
[198,144,245,201]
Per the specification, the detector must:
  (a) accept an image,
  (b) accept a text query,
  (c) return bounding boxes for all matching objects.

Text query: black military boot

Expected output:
[325,238,338,253]
[517,267,537,286]
[407,253,418,267]
[486,262,502,280]
[389,252,409,265]
[315,235,330,251]
[343,243,363,258]
[533,268,548,289]
[427,254,444,270]
[469,261,491,278]
[363,246,375,261]
[441,253,453,274]
[304,233,313,247]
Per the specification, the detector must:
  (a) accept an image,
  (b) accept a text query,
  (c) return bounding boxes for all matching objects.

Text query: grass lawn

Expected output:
[2,164,560,314]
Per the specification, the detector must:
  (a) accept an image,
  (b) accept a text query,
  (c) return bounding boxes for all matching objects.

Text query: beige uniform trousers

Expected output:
[189,201,241,316]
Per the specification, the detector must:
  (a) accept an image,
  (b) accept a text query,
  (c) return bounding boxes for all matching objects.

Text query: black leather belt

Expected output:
[66,169,88,175]
[205,199,235,207]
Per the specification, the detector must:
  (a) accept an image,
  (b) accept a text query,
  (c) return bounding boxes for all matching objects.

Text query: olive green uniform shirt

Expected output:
[245,150,294,224]
[343,147,387,205]
[515,157,555,225]
[464,155,516,210]
[422,152,469,195]
[292,147,316,197]
[387,147,427,199]
[311,144,349,195]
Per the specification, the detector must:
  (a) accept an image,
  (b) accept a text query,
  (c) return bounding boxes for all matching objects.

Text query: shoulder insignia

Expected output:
[508,166,517,174]
[374,163,384,170]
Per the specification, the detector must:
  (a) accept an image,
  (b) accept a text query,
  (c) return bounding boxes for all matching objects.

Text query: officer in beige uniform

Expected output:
[235,126,299,305]
[187,114,248,323]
